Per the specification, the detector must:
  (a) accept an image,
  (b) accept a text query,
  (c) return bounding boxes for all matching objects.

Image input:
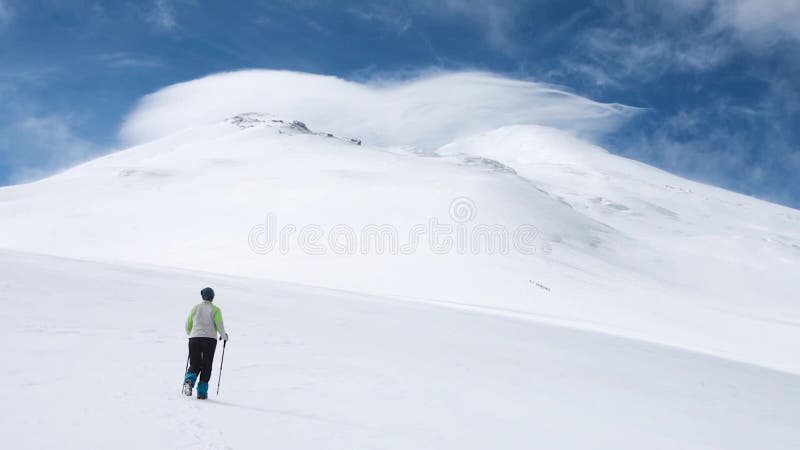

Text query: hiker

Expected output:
[183,287,228,399]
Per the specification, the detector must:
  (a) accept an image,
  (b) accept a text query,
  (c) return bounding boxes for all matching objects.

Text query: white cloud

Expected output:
[415,0,523,53]
[14,115,96,160]
[348,0,799,65]
[716,0,800,43]
[346,5,414,34]
[147,0,177,32]
[119,70,638,149]
[97,52,163,69]
[553,0,800,88]
[568,25,732,85]
[0,0,12,27]
[338,0,526,54]
[657,0,800,45]
[0,115,100,184]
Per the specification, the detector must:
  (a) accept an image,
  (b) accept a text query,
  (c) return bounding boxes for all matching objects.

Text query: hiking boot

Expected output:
[182,379,193,396]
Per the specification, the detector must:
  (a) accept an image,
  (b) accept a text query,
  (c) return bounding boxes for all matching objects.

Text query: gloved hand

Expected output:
[220,332,229,342]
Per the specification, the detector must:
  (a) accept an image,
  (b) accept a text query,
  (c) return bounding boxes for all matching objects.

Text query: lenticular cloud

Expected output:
[119,70,637,149]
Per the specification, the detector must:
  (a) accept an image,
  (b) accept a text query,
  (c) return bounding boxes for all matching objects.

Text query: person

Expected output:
[183,287,228,399]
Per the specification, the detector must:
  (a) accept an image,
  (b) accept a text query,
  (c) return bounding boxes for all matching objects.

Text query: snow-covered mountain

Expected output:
[2,71,799,448]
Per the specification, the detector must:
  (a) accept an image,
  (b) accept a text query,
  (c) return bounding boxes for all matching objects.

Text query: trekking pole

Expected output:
[217,338,227,396]
[182,351,190,393]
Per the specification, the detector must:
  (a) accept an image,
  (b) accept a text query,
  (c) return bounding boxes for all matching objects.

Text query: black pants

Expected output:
[188,337,217,383]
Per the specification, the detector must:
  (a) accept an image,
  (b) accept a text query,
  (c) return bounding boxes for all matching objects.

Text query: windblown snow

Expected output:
[1,70,799,449]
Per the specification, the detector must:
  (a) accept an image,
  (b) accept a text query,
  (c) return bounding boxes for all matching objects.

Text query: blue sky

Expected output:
[1,0,798,207]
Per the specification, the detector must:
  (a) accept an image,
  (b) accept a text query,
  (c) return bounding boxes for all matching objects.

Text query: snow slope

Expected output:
[1,106,798,374]
[3,250,799,449]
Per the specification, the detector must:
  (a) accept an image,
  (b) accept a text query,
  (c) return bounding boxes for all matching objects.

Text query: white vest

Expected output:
[186,301,226,339]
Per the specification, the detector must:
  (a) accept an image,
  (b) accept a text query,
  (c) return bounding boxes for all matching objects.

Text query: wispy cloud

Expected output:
[0,0,12,28]
[664,0,800,45]
[333,0,528,55]
[558,26,732,88]
[96,52,163,69]
[420,0,524,54]
[618,100,800,206]
[304,0,800,67]
[147,0,177,32]
[346,4,414,34]
[0,114,101,184]
[544,0,800,91]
